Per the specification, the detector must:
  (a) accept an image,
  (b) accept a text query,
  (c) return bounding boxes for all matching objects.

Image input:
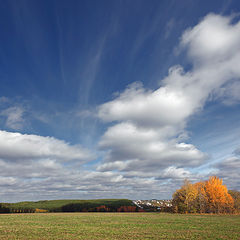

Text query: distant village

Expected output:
[133,199,172,212]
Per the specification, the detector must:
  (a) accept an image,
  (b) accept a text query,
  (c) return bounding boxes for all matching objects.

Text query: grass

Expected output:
[0,212,239,239]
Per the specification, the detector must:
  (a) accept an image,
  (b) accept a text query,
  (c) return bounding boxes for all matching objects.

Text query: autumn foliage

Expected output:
[35,208,48,213]
[172,176,234,214]
[117,206,136,212]
[228,190,240,213]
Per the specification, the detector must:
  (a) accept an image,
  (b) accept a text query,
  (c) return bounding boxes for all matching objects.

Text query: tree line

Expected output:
[172,176,240,214]
[0,199,139,213]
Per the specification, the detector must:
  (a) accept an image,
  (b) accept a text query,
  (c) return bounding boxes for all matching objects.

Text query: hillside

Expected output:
[1,199,135,213]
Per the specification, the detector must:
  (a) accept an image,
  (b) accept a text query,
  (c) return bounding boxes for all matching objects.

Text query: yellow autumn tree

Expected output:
[172,179,198,213]
[184,180,198,213]
[204,176,234,213]
[193,181,208,213]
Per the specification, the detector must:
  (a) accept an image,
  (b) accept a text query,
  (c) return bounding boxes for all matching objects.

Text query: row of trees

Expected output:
[61,203,138,212]
[0,204,139,213]
[0,204,36,213]
[172,176,238,214]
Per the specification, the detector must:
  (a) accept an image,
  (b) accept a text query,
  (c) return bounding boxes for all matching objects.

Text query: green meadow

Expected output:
[0,212,239,240]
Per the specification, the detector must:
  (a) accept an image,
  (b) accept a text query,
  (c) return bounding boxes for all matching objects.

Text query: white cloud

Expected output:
[97,13,240,175]
[0,130,99,201]
[97,160,131,172]
[0,130,94,162]
[99,122,206,169]
[160,166,191,179]
[0,176,17,186]
[99,82,193,129]
[181,14,240,64]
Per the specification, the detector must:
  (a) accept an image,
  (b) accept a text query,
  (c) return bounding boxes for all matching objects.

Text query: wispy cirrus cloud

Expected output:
[0,106,25,130]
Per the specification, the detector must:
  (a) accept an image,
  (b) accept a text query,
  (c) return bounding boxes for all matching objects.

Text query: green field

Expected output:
[0,213,239,240]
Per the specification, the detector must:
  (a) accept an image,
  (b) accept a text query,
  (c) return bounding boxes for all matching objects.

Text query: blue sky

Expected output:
[0,0,240,202]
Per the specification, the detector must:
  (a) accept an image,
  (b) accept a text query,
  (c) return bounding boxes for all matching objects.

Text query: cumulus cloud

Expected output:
[0,130,94,162]
[98,82,193,129]
[97,13,240,174]
[99,122,206,170]
[0,130,98,201]
[159,166,191,180]
[181,13,240,64]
